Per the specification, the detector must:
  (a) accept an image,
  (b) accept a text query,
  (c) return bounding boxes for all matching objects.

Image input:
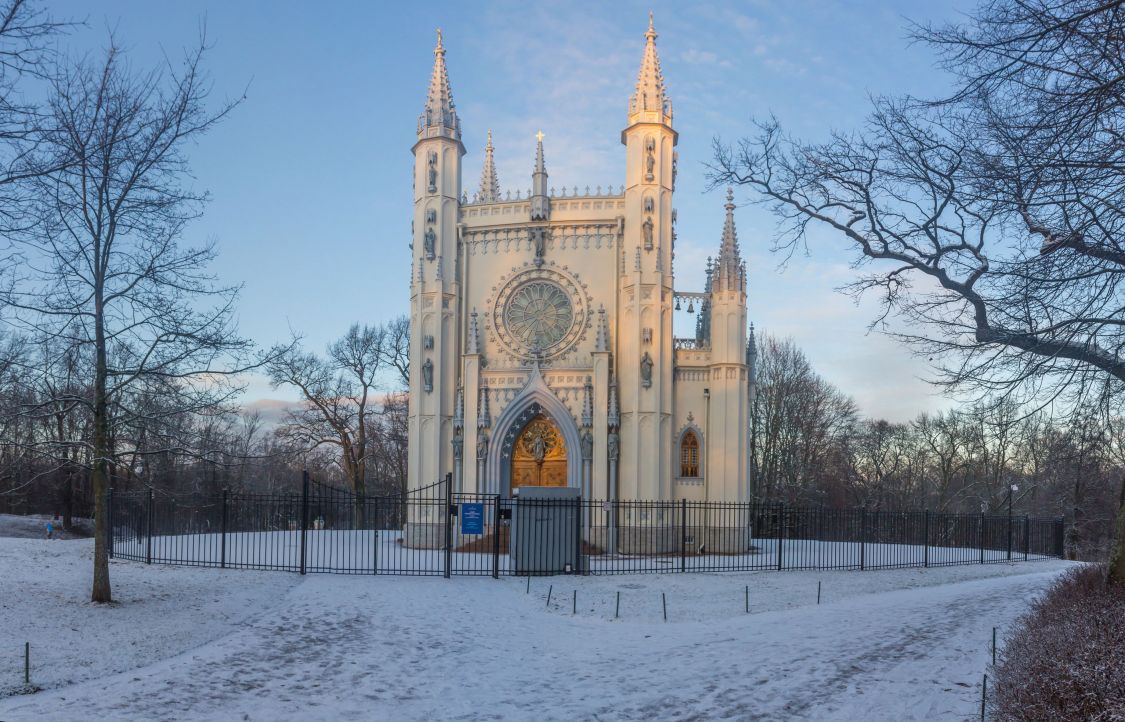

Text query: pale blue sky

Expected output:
[49,0,972,421]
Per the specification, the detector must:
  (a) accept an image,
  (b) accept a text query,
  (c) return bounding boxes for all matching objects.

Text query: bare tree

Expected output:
[268,319,408,502]
[711,0,1125,583]
[0,36,250,602]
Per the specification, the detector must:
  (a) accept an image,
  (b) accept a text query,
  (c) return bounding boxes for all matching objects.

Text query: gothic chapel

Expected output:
[407,19,758,522]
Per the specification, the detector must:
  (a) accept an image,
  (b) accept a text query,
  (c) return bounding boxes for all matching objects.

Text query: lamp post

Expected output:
[1006,483,1018,561]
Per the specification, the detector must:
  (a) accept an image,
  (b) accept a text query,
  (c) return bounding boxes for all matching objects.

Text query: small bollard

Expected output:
[615,591,620,619]
[546,584,553,609]
[526,575,530,594]
[572,589,577,615]
[981,673,987,721]
[992,626,997,665]
[662,592,667,622]
[745,584,749,613]
[24,642,29,685]
[817,580,822,605]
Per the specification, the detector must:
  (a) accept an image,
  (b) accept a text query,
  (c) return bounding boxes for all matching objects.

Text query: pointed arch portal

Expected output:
[485,376,583,496]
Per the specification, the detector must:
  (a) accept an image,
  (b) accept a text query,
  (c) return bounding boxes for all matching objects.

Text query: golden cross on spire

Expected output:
[536,130,545,143]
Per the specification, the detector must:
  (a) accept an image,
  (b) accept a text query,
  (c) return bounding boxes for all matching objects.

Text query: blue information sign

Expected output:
[461,503,485,535]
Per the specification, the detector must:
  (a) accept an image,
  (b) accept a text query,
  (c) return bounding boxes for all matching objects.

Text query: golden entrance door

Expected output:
[510,415,568,488]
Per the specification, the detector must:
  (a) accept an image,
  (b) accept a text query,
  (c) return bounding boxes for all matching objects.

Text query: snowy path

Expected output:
[1,538,1074,721]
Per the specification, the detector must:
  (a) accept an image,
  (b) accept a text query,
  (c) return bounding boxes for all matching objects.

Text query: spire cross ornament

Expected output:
[536,130,545,143]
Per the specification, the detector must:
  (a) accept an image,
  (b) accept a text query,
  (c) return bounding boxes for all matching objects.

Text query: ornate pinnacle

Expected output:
[467,308,481,355]
[594,305,610,352]
[478,131,500,203]
[581,377,593,428]
[453,386,464,431]
[712,188,744,294]
[608,381,620,429]
[477,383,491,430]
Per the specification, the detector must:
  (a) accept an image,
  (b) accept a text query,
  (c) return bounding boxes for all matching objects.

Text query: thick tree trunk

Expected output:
[1107,478,1125,589]
[90,305,112,604]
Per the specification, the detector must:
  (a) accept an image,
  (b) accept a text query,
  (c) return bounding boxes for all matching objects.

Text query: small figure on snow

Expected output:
[45,521,54,539]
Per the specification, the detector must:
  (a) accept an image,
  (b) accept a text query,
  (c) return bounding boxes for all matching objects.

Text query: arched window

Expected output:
[680,430,700,478]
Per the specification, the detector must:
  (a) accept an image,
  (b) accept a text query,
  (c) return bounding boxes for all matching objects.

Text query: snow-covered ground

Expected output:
[0,513,92,540]
[0,535,1076,721]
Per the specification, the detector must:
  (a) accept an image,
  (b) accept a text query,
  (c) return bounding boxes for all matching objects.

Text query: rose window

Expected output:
[503,281,574,352]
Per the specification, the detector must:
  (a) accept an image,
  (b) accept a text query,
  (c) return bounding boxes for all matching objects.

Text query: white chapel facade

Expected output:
[406,19,758,504]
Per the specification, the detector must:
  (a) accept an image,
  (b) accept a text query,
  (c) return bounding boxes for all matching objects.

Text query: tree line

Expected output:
[750,334,1122,561]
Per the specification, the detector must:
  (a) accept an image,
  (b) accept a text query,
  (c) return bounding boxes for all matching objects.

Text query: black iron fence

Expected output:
[108,473,1065,577]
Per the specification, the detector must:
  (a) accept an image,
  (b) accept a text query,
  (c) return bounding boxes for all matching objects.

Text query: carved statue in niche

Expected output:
[477,433,489,461]
[608,430,619,460]
[643,196,654,213]
[424,227,436,260]
[644,138,656,181]
[672,151,678,189]
[532,227,546,266]
[422,358,433,392]
[426,208,436,224]
[642,216,654,251]
[452,431,463,460]
[640,351,653,387]
[427,151,438,193]
[581,430,593,460]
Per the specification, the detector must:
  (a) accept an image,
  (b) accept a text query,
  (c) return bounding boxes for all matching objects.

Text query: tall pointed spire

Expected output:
[628,13,672,123]
[712,188,745,294]
[478,130,500,203]
[530,130,550,221]
[418,29,460,139]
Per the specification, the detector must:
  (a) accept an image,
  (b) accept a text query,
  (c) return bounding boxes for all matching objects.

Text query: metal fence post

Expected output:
[979,512,985,564]
[680,498,687,573]
[575,496,584,575]
[444,472,452,579]
[106,487,114,560]
[299,470,309,575]
[375,494,384,573]
[1023,514,1030,561]
[923,509,930,568]
[220,488,228,569]
[860,508,867,571]
[492,494,501,579]
[1007,502,1013,561]
[145,488,154,565]
[776,504,784,571]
